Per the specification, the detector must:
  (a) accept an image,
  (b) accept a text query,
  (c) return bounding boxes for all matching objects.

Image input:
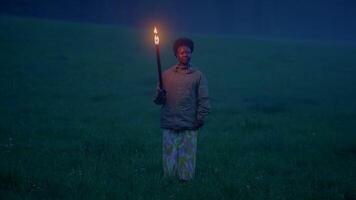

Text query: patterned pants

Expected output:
[162,129,198,180]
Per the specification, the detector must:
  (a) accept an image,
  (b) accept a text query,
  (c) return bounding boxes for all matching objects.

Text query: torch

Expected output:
[154,27,163,89]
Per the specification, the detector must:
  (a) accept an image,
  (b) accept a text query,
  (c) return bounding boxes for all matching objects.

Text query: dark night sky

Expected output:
[1,0,356,42]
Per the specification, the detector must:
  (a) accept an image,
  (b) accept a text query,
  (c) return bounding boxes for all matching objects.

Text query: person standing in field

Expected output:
[154,37,210,181]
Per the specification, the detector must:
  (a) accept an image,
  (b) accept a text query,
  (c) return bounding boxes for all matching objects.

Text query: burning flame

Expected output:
[154,26,159,45]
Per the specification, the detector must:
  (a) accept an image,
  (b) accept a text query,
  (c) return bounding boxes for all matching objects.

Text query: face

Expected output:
[176,46,192,65]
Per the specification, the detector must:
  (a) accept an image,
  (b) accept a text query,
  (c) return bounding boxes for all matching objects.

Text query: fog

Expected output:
[1,0,356,42]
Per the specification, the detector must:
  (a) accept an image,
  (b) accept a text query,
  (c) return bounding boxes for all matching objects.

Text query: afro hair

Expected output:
[173,37,194,56]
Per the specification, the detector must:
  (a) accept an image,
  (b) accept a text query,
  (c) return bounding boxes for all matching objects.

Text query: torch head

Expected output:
[154,27,159,45]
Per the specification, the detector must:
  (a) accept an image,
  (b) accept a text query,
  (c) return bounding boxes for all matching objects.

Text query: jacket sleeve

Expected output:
[197,73,210,121]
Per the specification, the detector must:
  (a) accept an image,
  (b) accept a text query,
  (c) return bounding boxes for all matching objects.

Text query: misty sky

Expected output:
[1,0,356,42]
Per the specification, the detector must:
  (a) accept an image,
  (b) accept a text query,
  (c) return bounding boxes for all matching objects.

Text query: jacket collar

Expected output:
[174,63,196,74]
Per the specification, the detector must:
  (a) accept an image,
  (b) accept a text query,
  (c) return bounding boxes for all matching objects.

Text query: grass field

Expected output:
[0,15,355,199]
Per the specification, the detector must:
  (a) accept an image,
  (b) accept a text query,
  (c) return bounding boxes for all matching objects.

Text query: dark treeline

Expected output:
[1,0,356,41]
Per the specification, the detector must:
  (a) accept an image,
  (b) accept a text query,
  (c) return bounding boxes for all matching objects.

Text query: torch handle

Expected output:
[155,45,163,89]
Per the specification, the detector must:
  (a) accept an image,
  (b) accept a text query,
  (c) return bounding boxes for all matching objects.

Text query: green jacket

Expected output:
[159,64,210,130]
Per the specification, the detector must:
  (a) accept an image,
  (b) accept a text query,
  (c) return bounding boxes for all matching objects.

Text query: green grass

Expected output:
[0,15,355,199]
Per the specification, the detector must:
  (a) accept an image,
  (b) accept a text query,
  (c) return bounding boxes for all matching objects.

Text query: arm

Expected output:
[196,74,210,127]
